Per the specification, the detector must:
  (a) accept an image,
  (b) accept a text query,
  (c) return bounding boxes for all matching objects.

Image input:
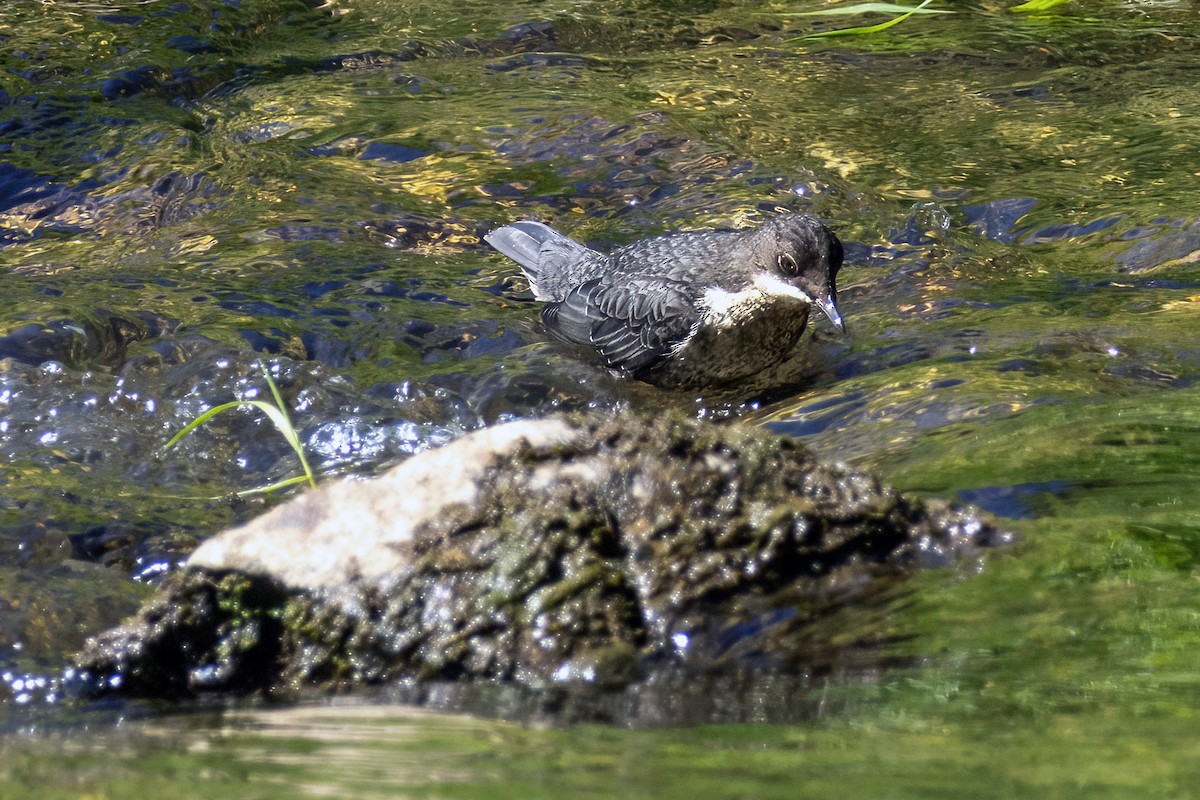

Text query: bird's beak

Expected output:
[815,294,846,335]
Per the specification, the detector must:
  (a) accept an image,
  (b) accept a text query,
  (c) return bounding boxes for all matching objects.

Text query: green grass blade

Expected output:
[258,363,316,489]
[790,0,946,38]
[163,363,318,495]
[260,362,290,418]
[164,400,253,449]
[779,2,952,16]
[234,474,314,497]
[252,401,303,451]
[1010,0,1072,12]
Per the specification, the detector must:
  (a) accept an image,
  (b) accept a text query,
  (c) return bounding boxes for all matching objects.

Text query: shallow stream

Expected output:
[1,0,1198,796]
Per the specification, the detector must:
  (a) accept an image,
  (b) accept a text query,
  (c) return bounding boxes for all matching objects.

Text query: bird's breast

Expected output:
[654,287,811,385]
[698,285,778,331]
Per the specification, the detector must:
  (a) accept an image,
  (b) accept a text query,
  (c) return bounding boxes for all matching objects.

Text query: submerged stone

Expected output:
[74,414,1012,699]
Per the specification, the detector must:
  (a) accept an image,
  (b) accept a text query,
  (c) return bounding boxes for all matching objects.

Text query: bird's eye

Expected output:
[778,253,798,273]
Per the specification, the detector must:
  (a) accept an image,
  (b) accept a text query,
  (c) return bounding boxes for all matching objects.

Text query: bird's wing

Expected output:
[541,276,700,374]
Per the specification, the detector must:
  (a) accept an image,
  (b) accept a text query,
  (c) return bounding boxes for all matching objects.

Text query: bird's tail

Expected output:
[484,221,603,301]
[483,221,557,270]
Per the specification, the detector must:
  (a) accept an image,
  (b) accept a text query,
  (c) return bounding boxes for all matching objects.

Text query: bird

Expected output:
[484,212,845,389]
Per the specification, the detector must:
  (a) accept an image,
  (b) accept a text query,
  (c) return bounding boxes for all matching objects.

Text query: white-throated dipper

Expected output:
[485,212,844,388]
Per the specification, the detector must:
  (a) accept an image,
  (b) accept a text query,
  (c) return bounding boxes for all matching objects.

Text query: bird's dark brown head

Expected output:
[754,213,845,333]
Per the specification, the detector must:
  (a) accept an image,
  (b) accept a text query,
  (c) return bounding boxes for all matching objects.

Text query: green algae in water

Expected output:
[0,697,1196,799]
[2,0,1200,794]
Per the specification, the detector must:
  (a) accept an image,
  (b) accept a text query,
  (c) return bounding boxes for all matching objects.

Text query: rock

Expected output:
[188,418,578,590]
[73,414,1012,699]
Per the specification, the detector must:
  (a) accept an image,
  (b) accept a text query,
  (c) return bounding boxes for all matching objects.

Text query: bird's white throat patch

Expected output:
[699,273,814,330]
[752,272,816,303]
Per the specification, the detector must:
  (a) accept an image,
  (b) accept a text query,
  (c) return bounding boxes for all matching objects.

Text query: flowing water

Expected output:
[1,0,1198,796]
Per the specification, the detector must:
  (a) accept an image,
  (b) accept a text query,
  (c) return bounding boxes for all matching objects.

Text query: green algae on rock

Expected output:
[74,414,1012,698]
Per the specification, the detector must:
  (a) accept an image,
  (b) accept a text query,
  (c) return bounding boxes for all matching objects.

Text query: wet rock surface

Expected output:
[74,413,1011,699]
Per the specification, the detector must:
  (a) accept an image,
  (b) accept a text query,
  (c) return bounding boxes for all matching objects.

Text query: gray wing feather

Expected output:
[542,277,699,374]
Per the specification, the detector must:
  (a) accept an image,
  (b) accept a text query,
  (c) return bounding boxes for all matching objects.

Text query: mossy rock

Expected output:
[75,412,1010,698]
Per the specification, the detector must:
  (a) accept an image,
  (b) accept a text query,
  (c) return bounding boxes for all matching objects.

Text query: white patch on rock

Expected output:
[187,418,580,591]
